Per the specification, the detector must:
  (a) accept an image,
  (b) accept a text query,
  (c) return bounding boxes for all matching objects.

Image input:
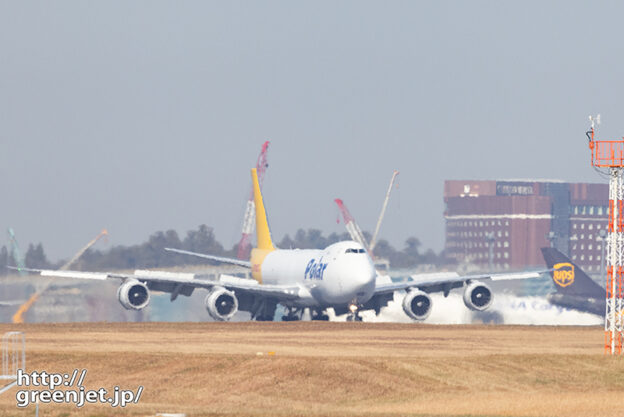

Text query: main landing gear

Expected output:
[282,307,302,321]
[281,308,330,321]
[311,309,329,321]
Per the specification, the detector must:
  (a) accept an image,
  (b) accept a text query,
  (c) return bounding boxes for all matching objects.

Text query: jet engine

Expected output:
[463,281,493,311]
[117,279,150,310]
[205,287,238,321]
[402,289,432,321]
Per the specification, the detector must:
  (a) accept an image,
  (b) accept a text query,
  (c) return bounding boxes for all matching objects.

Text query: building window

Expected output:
[581,224,585,229]
[581,244,584,250]
[589,255,593,261]
[598,206,604,215]
[573,244,577,250]
[504,252,509,259]
[581,255,585,261]
[589,224,594,230]
[504,231,509,237]
[589,234,593,240]
[497,231,502,237]
[572,255,577,260]
[589,206,595,215]
[598,255,601,261]
[574,206,579,215]
[573,223,577,229]
[589,244,593,250]
[505,221,509,226]
[581,234,585,240]
[504,241,509,248]
[597,245,601,250]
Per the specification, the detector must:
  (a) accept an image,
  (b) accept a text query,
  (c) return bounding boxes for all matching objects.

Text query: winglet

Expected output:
[251,168,275,251]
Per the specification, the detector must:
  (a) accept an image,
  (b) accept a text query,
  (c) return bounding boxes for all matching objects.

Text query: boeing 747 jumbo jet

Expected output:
[15,169,551,322]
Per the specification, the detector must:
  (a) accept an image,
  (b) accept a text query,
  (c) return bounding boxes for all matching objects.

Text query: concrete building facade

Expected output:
[444,180,608,272]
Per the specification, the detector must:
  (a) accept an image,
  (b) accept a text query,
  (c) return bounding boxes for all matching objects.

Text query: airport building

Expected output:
[444,179,608,272]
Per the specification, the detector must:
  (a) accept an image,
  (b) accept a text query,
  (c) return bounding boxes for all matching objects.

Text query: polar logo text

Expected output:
[305,258,328,280]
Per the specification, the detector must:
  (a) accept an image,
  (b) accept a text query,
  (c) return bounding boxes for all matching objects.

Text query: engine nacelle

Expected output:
[205,287,238,321]
[402,290,432,321]
[117,279,150,310]
[463,281,493,311]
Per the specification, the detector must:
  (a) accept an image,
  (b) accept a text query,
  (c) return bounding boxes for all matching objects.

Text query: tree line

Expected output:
[0,225,447,275]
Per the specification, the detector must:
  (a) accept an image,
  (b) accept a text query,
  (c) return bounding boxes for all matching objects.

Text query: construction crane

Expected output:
[61,229,108,270]
[12,229,108,324]
[237,141,270,259]
[369,170,399,253]
[335,170,399,257]
[334,199,370,251]
[6,228,26,276]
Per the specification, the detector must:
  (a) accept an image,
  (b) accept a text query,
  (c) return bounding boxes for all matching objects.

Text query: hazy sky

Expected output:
[1,1,623,260]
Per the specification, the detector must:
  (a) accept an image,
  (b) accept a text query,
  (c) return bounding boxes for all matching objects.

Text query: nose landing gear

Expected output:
[346,303,363,322]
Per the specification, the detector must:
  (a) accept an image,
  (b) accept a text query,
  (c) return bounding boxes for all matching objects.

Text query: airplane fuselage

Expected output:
[253,241,377,308]
[547,293,605,317]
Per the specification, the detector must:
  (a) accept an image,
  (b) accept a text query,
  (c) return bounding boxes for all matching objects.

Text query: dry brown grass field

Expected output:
[0,322,622,417]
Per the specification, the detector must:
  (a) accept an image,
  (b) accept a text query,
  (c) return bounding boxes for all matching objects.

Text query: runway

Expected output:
[0,322,621,416]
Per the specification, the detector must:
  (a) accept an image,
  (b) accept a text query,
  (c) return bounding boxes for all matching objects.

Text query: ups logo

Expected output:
[553,262,575,287]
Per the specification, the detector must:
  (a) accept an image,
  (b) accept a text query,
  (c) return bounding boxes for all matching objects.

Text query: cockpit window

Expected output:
[345,248,366,254]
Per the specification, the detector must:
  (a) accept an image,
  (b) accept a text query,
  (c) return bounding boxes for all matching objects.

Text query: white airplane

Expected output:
[13,168,550,322]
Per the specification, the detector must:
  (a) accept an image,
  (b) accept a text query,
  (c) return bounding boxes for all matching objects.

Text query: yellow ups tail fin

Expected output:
[251,168,275,251]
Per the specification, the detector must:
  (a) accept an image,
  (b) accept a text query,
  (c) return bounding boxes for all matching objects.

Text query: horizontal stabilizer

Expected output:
[164,248,251,268]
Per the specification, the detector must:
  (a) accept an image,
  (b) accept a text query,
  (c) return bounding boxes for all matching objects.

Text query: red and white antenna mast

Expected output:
[237,141,270,259]
[588,115,624,354]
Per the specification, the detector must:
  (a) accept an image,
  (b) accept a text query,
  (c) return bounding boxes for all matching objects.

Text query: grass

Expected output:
[0,322,621,416]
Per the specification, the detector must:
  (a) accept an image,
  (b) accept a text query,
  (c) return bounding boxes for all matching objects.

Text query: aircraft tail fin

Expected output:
[251,168,275,251]
[541,247,604,298]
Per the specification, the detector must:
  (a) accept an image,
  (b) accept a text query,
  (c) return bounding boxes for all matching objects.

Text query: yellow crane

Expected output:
[12,229,108,323]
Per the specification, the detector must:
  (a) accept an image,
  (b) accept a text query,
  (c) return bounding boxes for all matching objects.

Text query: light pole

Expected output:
[485,232,495,270]
[546,231,556,248]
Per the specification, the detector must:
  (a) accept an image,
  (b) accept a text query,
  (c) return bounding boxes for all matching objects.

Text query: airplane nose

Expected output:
[346,260,376,297]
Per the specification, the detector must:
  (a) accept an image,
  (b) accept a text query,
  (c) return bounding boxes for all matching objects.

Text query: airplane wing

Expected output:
[9,267,299,301]
[164,248,252,268]
[374,269,549,295]
[0,300,23,307]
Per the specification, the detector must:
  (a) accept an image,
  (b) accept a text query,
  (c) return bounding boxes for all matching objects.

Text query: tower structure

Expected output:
[587,115,624,354]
